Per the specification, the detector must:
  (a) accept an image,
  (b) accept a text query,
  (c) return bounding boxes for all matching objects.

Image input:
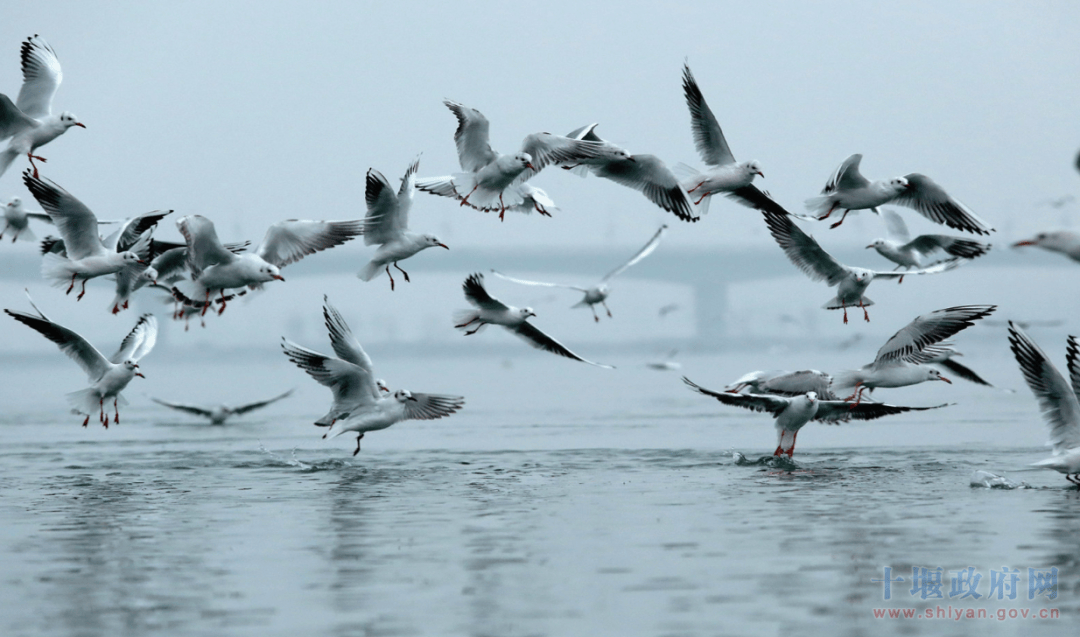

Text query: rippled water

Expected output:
[2,347,1078,636]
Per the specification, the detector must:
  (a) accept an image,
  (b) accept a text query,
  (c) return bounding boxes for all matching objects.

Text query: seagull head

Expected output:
[518,307,537,320]
[376,378,390,393]
[745,160,764,179]
[866,239,886,250]
[141,266,159,284]
[124,360,145,378]
[120,251,146,265]
[6,197,18,208]
[890,176,910,191]
[423,234,449,250]
[59,112,86,129]
[928,368,952,384]
[805,391,818,404]
[516,152,536,172]
[394,389,418,402]
[260,263,285,282]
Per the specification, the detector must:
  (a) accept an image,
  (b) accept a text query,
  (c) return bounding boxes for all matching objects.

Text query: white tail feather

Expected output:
[357,260,384,281]
[41,253,77,288]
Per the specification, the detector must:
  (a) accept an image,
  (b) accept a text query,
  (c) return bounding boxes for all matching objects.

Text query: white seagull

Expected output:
[563,123,697,222]
[416,100,609,220]
[725,369,840,401]
[151,389,293,425]
[867,209,992,276]
[23,171,154,301]
[172,214,364,315]
[832,305,996,404]
[1007,322,1080,487]
[357,158,448,290]
[0,35,85,179]
[282,296,464,454]
[762,207,961,323]
[490,224,667,322]
[5,296,156,426]
[683,377,947,457]
[2,195,52,242]
[454,272,613,368]
[1012,231,1080,263]
[805,153,994,234]
[677,63,768,216]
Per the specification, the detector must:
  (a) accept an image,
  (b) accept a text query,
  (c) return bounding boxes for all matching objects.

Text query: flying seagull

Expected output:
[151,389,293,425]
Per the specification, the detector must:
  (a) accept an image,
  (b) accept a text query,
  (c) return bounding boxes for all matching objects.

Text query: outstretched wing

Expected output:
[110,313,157,363]
[511,321,613,368]
[516,133,607,183]
[681,63,734,166]
[363,159,416,246]
[150,397,213,417]
[16,35,62,119]
[403,393,465,421]
[761,208,849,285]
[822,154,870,194]
[178,215,237,278]
[23,172,106,260]
[232,389,295,415]
[891,174,994,235]
[590,155,697,222]
[462,273,510,311]
[936,358,992,387]
[0,94,37,139]
[868,258,962,279]
[104,210,173,253]
[5,305,111,381]
[682,377,790,415]
[814,401,948,423]
[1066,335,1080,406]
[280,338,376,408]
[904,235,991,260]
[1007,323,1080,454]
[256,219,365,268]
[882,209,911,242]
[602,225,667,281]
[872,305,996,367]
[489,270,587,292]
[444,100,497,172]
[322,296,379,401]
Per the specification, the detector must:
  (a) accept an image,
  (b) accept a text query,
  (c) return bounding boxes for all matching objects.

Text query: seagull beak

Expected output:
[75,122,86,128]
[627,156,637,162]
[756,170,764,178]
[407,395,418,402]
[137,259,147,265]
[438,243,449,249]
[271,274,285,281]
[1012,240,1035,247]
[525,163,536,171]
[865,244,875,249]
[938,375,952,384]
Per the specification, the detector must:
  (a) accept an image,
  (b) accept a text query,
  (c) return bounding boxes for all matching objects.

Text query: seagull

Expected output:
[23,171,155,301]
[4,295,156,427]
[1,196,52,243]
[677,63,768,216]
[562,123,697,222]
[490,225,667,322]
[1012,231,1080,263]
[0,36,85,179]
[282,296,464,454]
[683,377,947,457]
[725,369,840,400]
[416,100,609,220]
[832,305,996,404]
[867,209,992,276]
[1007,322,1080,487]
[357,158,448,290]
[645,349,681,371]
[454,272,613,368]
[805,153,994,234]
[920,342,992,387]
[171,214,364,315]
[151,389,293,425]
[762,207,961,323]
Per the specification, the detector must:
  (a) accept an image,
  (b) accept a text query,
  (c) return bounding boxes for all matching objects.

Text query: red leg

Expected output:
[81,414,89,427]
[28,152,47,179]
[114,398,120,424]
[217,289,228,316]
[860,299,870,322]
[686,180,705,195]
[829,209,850,229]
[694,192,709,205]
[385,265,395,291]
[842,303,849,324]
[818,202,838,220]
[66,273,76,295]
[459,184,479,208]
[498,194,506,222]
[774,445,784,456]
[454,317,478,329]
[76,279,87,301]
[200,289,211,316]
[843,382,863,403]
[393,262,410,283]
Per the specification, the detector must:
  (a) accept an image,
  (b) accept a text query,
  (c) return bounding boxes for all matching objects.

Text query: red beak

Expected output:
[271,274,285,281]
[525,163,536,171]
[438,243,449,249]
[74,122,86,128]
[1012,240,1035,247]
[939,375,952,384]
[136,371,145,378]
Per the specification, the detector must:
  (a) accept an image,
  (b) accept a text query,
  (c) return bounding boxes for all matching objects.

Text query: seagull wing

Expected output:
[489,270,587,292]
[232,389,295,415]
[891,174,994,235]
[904,235,991,260]
[15,35,62,119]
[22,172,106,260]
[936,358,992,387]
[516,133,607,182]
[761,208,850,286]
[322,296,379,400]
[814,401,948,423]
[281,339,376,408]
[868,258,962,280]
[1066,336,1080,404]
[681,63,734,166]
[462,273,510,311]
[104,210,173,252]
[822,154,870,194]
[5,306,111,380]
[1007,323,1080,454]
[882,209,911,242]
[602,224,667,281]
[872,305,995,367]
[256,219,365,268]
[150,397,213,418]
[590,155,697,222]
[444,100,497,172]
[363,160,415,246]
[761,370,837,400]
[111,314,157,363]
[177,215,237,278]
[0,94,37,139]
[403,393,466,421]
[682,377,791,415]
[509,321,613,368]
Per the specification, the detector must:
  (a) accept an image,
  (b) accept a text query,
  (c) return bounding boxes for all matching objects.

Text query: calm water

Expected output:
[1,345,1078,637]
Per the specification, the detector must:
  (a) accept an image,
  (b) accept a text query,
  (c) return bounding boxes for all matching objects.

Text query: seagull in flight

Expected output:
[454,272,612,368]
[1012,231,1080,263]
[762,208,961,323]
[172,214,364,315]
[357,158,448,290]
[832,305,996,404]
[282,296,464,454]
[1007,323,1080,487]
[5,295,156,427]
[490,225,667,322]
[416,100,610,220]
[151,389,293,425]
[683,377,947,457]
[867,209,992,275]
[0,35,85,179]
[805,153,994,234]
[1,196,52,243]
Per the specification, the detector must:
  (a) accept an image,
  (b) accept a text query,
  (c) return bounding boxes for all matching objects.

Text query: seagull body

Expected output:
[173,214,364,315]
[0,36,85,179]
[2,196,52,242]
[805,154,994,234]
[868,209,992,270]
[677,63,765,216]
[151,389,293,425]
[454,272,612,368]
[416,100,609,219]
[1006,323,1080,486]
[832,305,996,403]
[490,225,667,322]
[282,297,464,454]
[5,297,156,426]
[684,378,946,457]
[726,369,839,401]
[762,208,961,323]
[563,123,696,222]
[357,158,448,289]
[1012,231,1080,263]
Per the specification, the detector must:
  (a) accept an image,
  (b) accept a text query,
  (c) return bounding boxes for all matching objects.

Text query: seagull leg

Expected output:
[76,279,87,301]
[860,300,870,323]
[534,201,551,217]
[352,432,365,456]
[685,180,704,195]
[99,398,107,429]
[81,413,89,427]
[602,301,612,318]
[693,192,710,206]
[384,265,396,290]
[114,398,120,424]
[217,289,229,316]
[28,153,47,179]
[459,184,480,208]
[590,305,599,322]
[455,316,478,329]
[200,289,212,316]
[843,382,863,403]
[66,273,76,295]
[498,194,506,221]
[773,445,784,456]
[817,202,838,220]
[829,209,850,229]
[842,302,849,324]
[393,262,410,283]
[464,325,483,335]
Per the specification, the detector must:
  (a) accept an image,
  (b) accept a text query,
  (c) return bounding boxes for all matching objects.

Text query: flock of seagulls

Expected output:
[1,35,1078,482]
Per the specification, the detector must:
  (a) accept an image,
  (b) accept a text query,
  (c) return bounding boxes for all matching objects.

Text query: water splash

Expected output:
[732,451,801,471]
[969,470,1031,489]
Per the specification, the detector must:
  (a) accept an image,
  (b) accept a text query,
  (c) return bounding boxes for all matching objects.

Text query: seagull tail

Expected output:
[804,194,835,216]
[0,147,18,179]
[822,296,873,310]
[830,370,860,395]
[357,260,383,282]
[570,299,591,309]
[66,388,126,415]
[415,175,460,200]
[41,253,78,288]
[563,163,592,178]
[453,310,483,332]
